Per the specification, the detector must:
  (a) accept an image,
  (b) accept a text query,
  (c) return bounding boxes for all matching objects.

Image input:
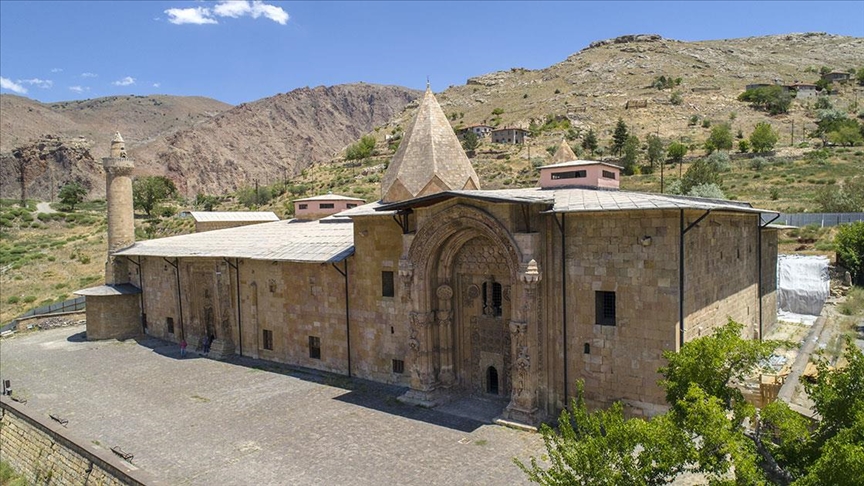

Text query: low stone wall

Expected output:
[0,396,160,485]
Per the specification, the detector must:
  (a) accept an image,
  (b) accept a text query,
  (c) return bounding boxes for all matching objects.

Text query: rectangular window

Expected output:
[167,317,175,334]
[346,203,357,209]
[551,170,587,180]
[392,359,405,374]
[263,329,274,350]
[382,271,395,297]
[309,336,321,359]
[602,170,617,180]
[319,203,335,209]
[595,291,616,326]
[298,203,308,210]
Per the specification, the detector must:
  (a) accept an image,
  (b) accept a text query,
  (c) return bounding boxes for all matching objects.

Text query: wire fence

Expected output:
[1,296,86,333]
[770,213,864,228]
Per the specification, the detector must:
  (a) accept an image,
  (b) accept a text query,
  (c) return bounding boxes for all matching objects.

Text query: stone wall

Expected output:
[239,260,349,374]
[84,294,141,341]
[760,228,779,335]
[348,215,410,384]
[557,210,680,415]
[0,397,159,486]
[684,212,760,341]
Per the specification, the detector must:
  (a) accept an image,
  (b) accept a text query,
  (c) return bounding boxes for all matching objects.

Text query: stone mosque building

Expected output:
[78,87,779,425]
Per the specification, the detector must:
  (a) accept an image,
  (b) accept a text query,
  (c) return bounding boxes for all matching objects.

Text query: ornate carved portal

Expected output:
[398,204,541,425]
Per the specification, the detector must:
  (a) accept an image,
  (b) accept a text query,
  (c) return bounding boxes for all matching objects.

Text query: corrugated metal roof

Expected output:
[189,212,279,223]
[293,194,366,202]
[115,219,354,263]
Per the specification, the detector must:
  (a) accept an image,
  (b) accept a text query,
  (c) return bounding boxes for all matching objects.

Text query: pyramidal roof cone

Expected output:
[549,138,578,165]
[380,86,480,203]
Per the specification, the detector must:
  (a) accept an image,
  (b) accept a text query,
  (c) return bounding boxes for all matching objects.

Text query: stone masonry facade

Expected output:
[0,398,156,486]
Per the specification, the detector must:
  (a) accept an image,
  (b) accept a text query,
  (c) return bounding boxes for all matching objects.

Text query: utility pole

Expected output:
[791,119,795,146]
[255,179,260,206]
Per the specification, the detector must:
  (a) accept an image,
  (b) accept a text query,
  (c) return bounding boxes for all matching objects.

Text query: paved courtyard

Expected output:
[0,324,543,485]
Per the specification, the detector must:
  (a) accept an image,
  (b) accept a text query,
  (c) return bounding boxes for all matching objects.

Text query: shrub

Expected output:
[6,296,20,304]
[705,151,731,172]
[835,222,864,282]
[670,91,683,105]
[749,157,767,170]
[688,183,726,199]
[22,295,36,303]
[345,135,376,161]
[738,140,750,153]
[688,115,699,126]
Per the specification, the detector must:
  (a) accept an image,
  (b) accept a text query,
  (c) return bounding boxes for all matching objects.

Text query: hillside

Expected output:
[153,83,420,197]
[284,33,862,210]
[0,84,420,199]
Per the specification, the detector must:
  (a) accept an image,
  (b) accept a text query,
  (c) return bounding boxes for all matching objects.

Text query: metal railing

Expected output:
[1,296,86,333]
[769,213,864,228]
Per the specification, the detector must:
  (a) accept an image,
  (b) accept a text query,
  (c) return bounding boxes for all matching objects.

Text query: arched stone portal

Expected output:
[398,204,542,425]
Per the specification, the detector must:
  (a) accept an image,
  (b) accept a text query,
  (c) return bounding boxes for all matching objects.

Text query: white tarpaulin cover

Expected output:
[777,254,830,325]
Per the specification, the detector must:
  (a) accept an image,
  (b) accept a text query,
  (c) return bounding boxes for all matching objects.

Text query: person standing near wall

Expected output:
[180,338,187,358]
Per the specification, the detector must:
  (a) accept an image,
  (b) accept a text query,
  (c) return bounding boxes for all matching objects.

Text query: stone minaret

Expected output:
[103,132,135,285]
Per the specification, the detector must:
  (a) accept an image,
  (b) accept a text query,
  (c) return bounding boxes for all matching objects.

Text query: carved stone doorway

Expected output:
[453,237,511,400]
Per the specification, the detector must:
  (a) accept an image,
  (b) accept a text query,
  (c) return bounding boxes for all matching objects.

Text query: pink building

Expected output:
[538,160,622,190]
[293,194,365,220]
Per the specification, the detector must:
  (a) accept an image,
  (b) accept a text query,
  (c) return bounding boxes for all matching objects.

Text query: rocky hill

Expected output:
[389,32,862,150]
[1,84,419,200]
[152,83,420,197]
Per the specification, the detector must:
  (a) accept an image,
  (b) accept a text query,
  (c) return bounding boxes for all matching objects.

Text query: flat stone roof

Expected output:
[293,194,366,203]
[538,160,624,170]
[377,186,775,216]
[189,212,279,223]
[74,284,142,296]
[115,219,354,263]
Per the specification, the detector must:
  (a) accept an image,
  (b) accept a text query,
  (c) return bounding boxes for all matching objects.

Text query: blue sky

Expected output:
[1,1,862,105]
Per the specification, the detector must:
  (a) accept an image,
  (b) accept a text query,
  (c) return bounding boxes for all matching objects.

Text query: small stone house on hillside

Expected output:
[293,194,364,220]
[788,83,819,100]
[491,127,529,144]
[81,88,779,426]
[821,71,851,83]
[458,124,494,139]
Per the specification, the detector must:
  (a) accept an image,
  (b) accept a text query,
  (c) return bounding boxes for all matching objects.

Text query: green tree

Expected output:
[237,184,273,208]
[681,158,720,194]
[516,382,691,485]
[737,86,792,115]
[133,176,177,217]
[835,222,864,282]
[666,142,687,165]
[705,123,733,153]
[646,134,665,169]
[58,182,87,211]
[828,125,864,146]
[195,193,220,211]
[749,122,779,153]
[581,129,598,156]
[611,118,628,156]
[346,135,376,161]
[461,131,480,154]
[621,135,640,175]
[815,178,864,213]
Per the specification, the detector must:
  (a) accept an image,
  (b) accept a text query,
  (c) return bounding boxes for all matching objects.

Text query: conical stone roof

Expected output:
[549,138,578,165]
[380,87,480,203]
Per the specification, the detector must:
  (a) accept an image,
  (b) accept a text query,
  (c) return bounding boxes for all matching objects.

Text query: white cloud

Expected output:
[81,72,98,78]
[112,76,136,86]
[69,86,89,93]
[20,78,53,89]
[165,6,218,25]
[51,68,63,73]
[165,1,289,26]
[1,77,28,94]
[153,83,161,88]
